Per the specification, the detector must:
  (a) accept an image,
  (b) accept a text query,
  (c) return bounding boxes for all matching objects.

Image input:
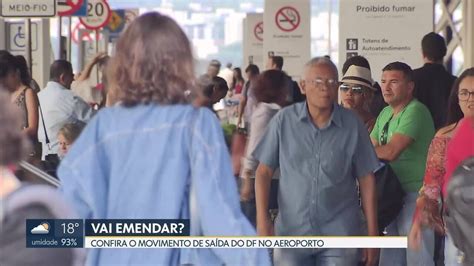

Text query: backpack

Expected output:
[374,162,405,234]
[445,156,474,265]
[0,184,85,266]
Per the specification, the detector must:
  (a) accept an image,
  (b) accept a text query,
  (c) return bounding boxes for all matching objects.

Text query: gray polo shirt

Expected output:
[253,102,379,236]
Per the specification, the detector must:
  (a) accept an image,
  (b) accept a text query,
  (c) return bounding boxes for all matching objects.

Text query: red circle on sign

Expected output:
[58,0,84,17]
[275,6,300,32]
[72,23,93,44]
[79,0,112,30]
[254,22,263,41]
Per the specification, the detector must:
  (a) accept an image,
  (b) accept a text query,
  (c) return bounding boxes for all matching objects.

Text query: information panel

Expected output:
[339,0,433,81]
[263,0,311,80]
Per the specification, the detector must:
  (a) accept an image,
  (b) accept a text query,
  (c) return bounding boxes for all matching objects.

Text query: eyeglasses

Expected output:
[380,115,393,145]
[305,78,338,90]
[339,84,364,94]
[458,90,474,101]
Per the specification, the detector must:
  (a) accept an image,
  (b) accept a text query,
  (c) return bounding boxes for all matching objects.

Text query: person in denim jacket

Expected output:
[57,12,270,266]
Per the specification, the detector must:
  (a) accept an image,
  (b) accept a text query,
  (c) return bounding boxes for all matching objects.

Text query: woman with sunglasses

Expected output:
[409,67,474,265]
[339,65,376,132]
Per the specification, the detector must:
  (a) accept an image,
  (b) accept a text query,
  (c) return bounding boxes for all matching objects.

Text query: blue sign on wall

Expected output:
[72,0,88,17]
[104,9,126,41]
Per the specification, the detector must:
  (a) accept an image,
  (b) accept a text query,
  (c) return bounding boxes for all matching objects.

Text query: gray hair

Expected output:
[302,57,339,81]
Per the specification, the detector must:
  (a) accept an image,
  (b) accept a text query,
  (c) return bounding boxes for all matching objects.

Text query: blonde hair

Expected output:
[58,122,86,144]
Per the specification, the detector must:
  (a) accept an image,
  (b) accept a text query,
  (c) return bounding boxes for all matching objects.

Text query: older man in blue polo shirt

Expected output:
[254,57,380,266]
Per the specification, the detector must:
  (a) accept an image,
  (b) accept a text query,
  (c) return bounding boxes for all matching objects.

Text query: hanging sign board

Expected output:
[243,13,264,71]
[1,0,56,17]
[263,0,310,80]
[57,0,83,16]
[339,0,434,81]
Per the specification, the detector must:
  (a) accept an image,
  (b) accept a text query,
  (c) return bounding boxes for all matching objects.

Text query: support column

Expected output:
[444,0,453,72]
[25,19,33,75]
[464,0,474,67]
[0,19,5,50]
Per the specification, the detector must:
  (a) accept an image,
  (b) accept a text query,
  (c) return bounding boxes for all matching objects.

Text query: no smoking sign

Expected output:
[275,6,300,32]
[253,22,263,42]
[57,0,83,16]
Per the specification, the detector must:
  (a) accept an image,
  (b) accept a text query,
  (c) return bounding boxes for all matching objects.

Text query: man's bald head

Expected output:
[49,60,74,89]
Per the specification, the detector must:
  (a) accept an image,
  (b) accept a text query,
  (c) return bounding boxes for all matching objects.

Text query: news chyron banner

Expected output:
[26,219,408,249]
[26,219,189,248]
[243,13,264,71]
[263,0,311,80]
[339,0,433,82]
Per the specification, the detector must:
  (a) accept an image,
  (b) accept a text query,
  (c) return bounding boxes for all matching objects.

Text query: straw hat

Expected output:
[341,65,374,90]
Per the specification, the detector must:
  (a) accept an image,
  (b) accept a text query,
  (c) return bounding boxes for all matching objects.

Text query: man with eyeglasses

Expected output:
[370,62,435,266]
[254,57,380,266]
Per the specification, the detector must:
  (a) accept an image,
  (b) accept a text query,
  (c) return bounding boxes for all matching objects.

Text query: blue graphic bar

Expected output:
[26,219,84,248]
[85,219,190,236]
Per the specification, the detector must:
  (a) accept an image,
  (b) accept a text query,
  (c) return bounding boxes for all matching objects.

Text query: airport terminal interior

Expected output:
[0,0,473,265]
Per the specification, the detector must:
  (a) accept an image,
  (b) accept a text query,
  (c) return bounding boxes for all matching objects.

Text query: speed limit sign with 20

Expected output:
[79,0,111,30]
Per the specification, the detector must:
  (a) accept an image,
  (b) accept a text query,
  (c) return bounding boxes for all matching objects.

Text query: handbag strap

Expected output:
[38,101,50,147]
[380,115,394,145]
[20,87,30,129]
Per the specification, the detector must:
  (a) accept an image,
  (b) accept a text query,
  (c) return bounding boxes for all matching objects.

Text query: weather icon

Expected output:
[31,222,50,234]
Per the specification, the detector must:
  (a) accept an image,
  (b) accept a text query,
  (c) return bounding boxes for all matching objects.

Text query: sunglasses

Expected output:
[339,84,364,94]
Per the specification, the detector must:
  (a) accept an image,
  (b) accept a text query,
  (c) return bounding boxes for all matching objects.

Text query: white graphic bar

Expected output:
[84,236,407,249]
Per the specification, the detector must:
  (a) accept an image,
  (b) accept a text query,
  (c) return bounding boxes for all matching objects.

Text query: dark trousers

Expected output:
[239,179,279,228]
[240,199,256,227]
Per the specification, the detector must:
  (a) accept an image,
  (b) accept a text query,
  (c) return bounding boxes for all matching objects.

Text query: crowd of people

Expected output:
[0,11,473,266]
